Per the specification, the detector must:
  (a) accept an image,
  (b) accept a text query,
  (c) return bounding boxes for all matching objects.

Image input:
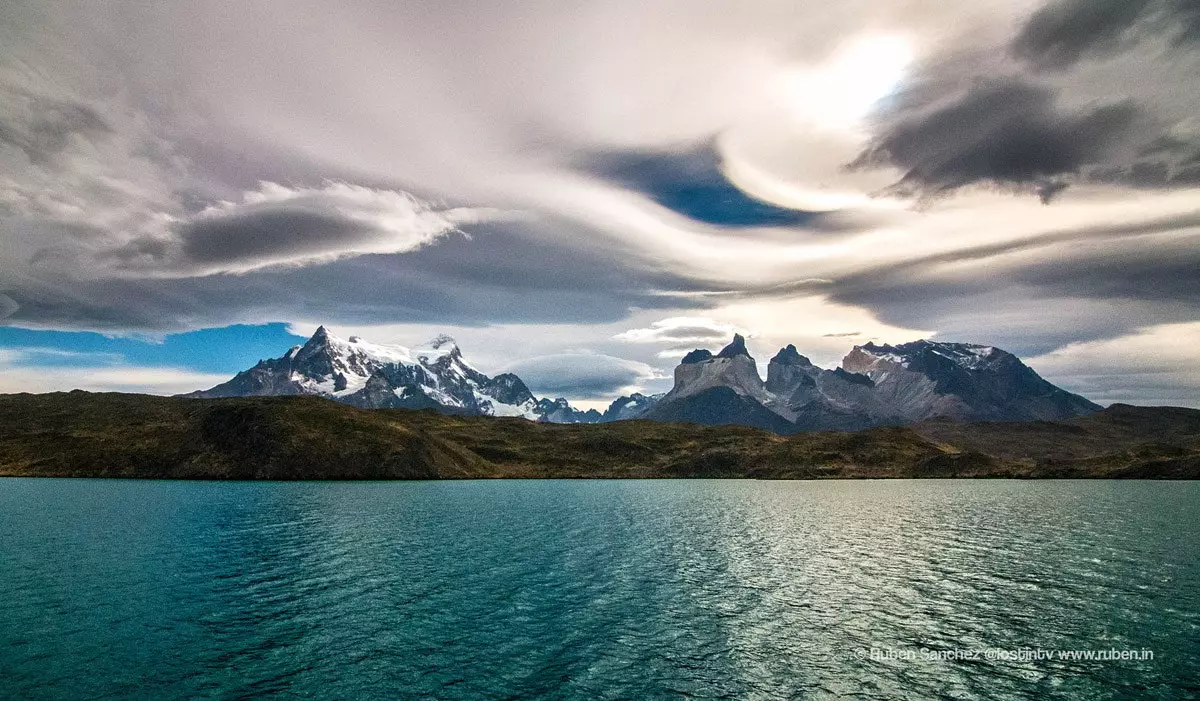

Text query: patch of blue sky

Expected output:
[0,323,305,373]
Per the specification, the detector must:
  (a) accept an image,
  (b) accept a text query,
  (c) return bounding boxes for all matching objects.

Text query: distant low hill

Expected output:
[1,392,1197,480]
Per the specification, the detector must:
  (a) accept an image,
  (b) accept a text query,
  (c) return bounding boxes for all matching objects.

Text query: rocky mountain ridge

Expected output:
[183,327,1102,433]
[184,326,555,418]
[635,334,1101,433]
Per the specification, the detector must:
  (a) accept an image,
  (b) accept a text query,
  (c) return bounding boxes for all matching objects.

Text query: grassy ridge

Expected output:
[1,392,1197,480]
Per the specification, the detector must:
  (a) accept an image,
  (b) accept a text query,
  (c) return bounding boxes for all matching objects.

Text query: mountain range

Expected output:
[183,327,1101,432]
[641,334,1101,433]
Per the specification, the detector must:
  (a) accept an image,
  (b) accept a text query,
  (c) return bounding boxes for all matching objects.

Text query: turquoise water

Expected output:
[0,479,1197,700]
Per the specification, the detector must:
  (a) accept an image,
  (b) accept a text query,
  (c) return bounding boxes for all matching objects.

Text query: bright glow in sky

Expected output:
[0,0,1198,408]
[789,35,914,131]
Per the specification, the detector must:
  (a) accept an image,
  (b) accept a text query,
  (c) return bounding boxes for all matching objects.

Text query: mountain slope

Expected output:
[601,392,663,421]
[2,393,1195,480]
[646,335,1101,433]
[181,327,1103,434]
[184,326,552,419]
[842,340,1102,422]
[641,335,789,431]
[642,386,798,433]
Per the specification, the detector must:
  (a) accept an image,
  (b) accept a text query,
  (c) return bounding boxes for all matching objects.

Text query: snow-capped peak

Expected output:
[427,333,458,350]
[413,333,463,362]
[321,329,413,365]
[850,340,1004,372]
[190,325,594,423]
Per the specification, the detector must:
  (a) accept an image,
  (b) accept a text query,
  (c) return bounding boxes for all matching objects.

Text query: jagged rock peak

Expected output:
[716,334,750,359]
[770,344,812,366]
[681,349,714,364]
[832,367,874,387]
[304,325,332,347]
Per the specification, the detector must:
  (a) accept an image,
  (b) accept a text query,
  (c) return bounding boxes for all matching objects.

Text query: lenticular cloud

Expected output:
[105,181,500,277]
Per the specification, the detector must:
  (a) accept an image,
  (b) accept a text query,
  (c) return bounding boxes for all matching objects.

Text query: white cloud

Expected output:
[1,0,1198,405]
[614,317,740,344]
[0,361,229,396]
[110,181,505,277]
[501,352,666,400]
[1027,322,1200,408]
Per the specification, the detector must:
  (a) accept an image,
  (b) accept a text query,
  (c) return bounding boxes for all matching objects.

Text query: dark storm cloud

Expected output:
[583,143,817,227]
[850,79,1140,201]
[5,217,712,332]
[0,293,18,319]
[1012,0,1200,71]
[1011,248,1200,302]
[1011,0,1154,70]
[1086,155,1200,189]
[829,239,1200,312]
[816,213,1200,352]
[837,211,1200,285]
[0,84,111,164]
[101,209,374,272]
[180,209,368,265]
[77,182,475,276]
[502,354,657,398]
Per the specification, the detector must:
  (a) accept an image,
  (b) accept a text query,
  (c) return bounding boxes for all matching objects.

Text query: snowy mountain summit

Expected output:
[183,328,1102,434]
[639,335,1102,433]
[184,326,543,418]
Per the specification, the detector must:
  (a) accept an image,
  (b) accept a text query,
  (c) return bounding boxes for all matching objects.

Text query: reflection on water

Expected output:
[0,479,1196,699]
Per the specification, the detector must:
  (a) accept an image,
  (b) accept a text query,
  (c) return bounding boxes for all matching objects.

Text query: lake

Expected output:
[1,479,1197,699]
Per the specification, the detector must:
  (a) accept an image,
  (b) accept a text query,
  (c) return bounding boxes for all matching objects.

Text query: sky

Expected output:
[1,0,1198,408]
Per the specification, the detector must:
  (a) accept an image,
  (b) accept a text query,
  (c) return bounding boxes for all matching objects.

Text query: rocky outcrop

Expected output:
[601,392,662,421]
[644,335,1101,433]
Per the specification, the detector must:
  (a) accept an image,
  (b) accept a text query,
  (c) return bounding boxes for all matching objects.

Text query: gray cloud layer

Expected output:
[1012,0,1200,70]
[502,353,660,398]
[0,0,1198,405]
[852,79,1140,201]
[0,86,110,165]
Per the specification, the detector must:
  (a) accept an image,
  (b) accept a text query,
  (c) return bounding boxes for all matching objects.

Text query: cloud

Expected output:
[0,84,111,164]
[1011,0,1200,71]
[851,78,1140,200]
[821,210,1200,354]
[1010,0,1155,70]
[501,353,663,399]
[1,0,1199,407]
[3,212,711,333]
[614,317,739,345]
[0,346,124,366]
[97,181,495,276]
[0,354,228,396]
[1027,322,1200,407]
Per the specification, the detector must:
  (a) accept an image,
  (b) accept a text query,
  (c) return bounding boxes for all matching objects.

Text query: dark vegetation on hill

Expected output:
[1,392,1197,480]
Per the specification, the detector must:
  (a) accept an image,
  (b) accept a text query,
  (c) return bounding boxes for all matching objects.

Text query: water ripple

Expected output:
[0,479,1196,700]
